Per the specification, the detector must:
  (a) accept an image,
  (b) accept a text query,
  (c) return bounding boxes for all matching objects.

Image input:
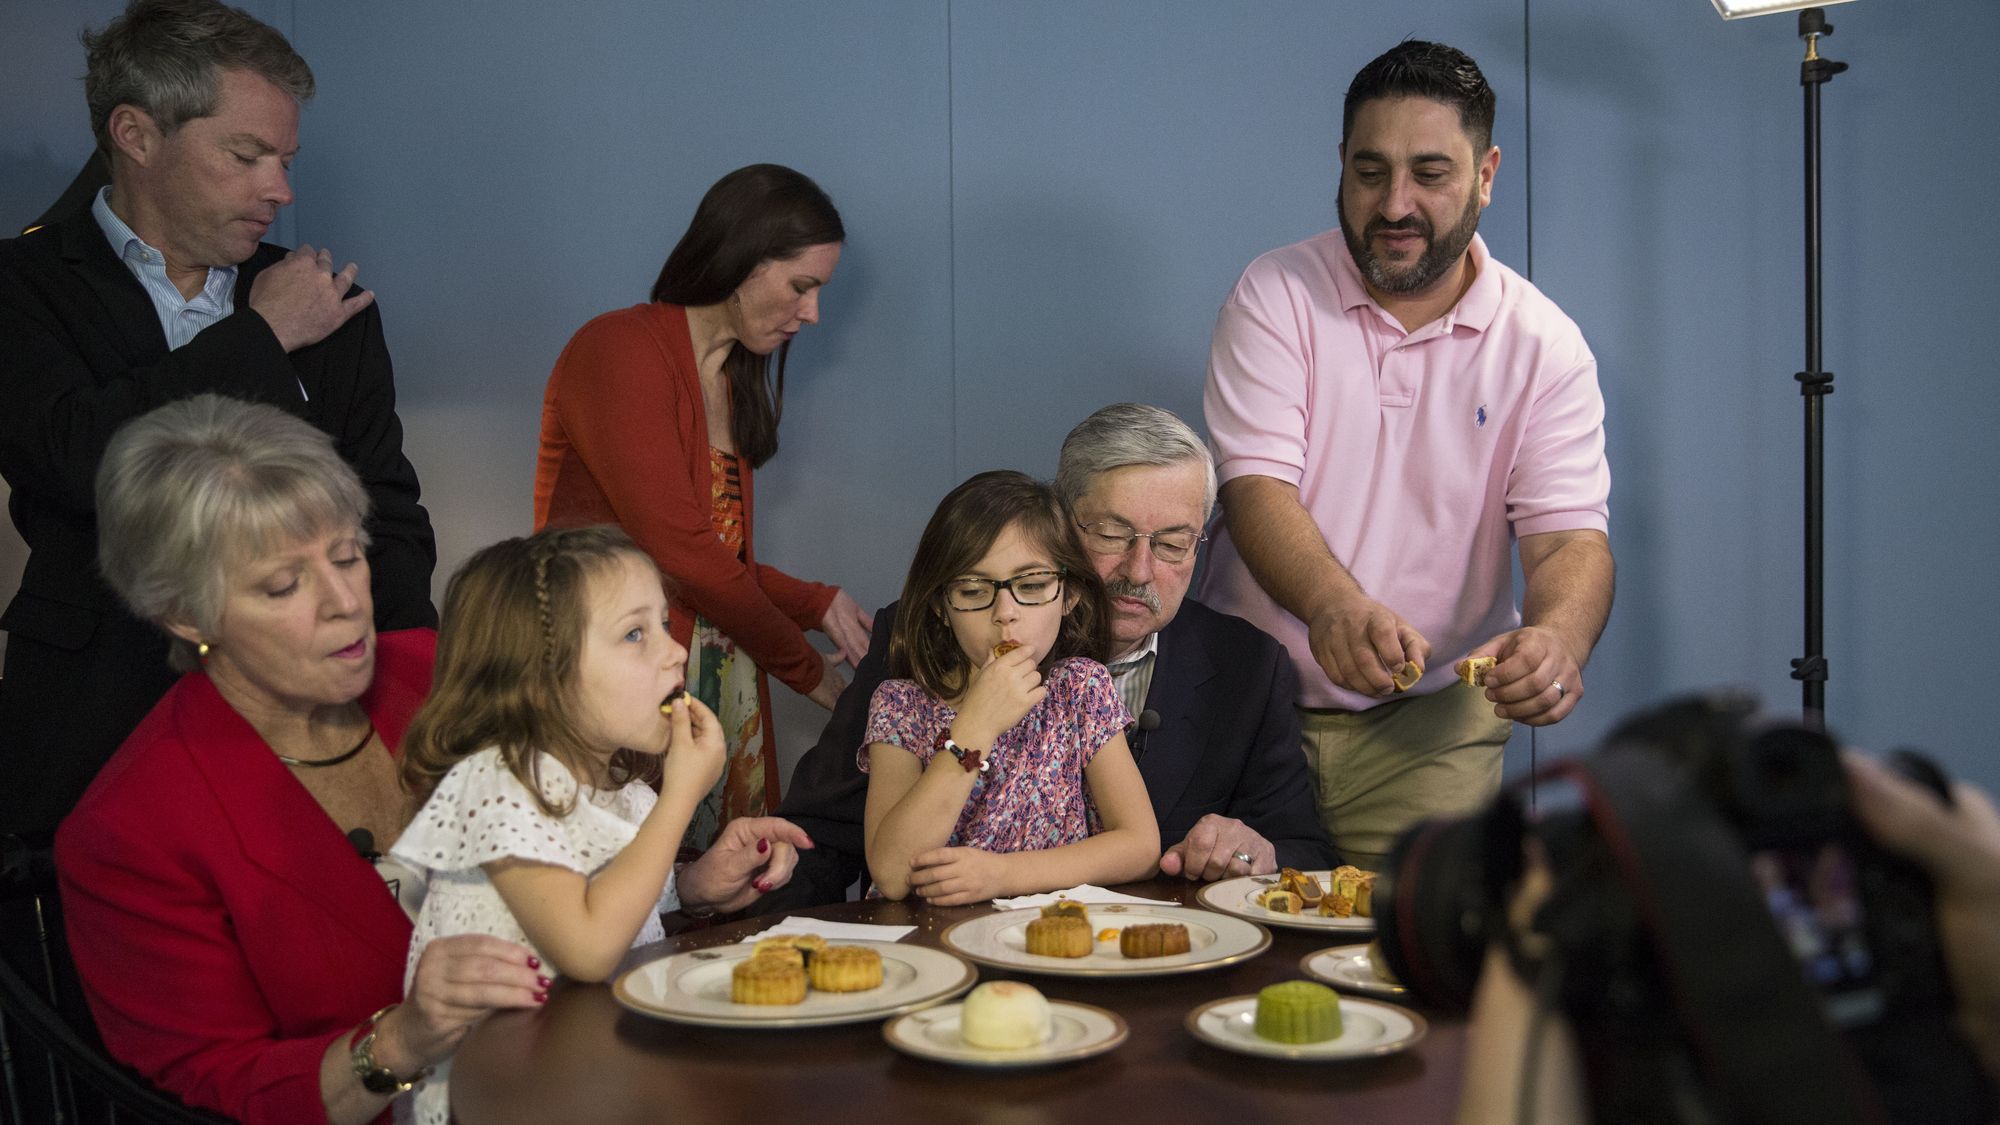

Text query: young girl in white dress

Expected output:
[390,526,726,1124]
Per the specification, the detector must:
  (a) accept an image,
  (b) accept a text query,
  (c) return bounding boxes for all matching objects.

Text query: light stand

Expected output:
[1713,1,1852,728]
[1793,9,1845,727]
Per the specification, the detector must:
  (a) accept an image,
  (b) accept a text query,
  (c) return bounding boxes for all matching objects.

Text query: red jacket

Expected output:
[56,629,436,1125]
[534,302,837,803]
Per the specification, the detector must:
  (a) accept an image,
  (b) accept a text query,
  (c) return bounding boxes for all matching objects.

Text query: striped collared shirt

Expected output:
[91,187,238,352]
[1106,631,1159,728]
[92,187,309,401]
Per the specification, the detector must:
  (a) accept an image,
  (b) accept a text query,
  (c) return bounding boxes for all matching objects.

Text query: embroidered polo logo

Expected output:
[1476,405,1488,428]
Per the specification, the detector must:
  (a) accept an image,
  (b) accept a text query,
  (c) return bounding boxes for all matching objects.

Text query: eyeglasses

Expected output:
[943,569,1066,612]
[1075,519,1206,564]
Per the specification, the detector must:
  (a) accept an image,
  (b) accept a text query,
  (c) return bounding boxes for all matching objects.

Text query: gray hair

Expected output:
[1054,402,1217,519]
[83,0,314,155]
[96,394,369,673]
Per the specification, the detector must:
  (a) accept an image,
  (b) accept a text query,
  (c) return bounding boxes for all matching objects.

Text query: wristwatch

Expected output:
[935,731,990,775]
[349,1004,432,1095]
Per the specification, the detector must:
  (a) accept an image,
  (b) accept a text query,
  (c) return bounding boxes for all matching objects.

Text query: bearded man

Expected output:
[1199,40,1615,868]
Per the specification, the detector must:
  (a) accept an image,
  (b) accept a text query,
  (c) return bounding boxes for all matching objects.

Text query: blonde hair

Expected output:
[400,526,660,816]
[95,394,369,673]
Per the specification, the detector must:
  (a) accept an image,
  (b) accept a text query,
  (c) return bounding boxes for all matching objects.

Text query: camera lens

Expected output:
[1375,812,1504,1011]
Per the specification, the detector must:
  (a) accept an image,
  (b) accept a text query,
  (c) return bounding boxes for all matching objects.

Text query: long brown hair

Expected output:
[401,526,661,816]
[651,163,844,468]
[888,470,1109,702]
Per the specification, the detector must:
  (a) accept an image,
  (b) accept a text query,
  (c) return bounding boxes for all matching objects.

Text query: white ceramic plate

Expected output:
[939,903,1269,978]
[1301,944,1407,997]
[882,1000,1128,1067]
[1197,872,1376,933]
[613,940,975,1028]
[1185,994,1426,1061]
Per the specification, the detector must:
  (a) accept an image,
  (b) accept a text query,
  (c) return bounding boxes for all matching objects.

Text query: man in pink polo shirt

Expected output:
[1200,40,1614,868]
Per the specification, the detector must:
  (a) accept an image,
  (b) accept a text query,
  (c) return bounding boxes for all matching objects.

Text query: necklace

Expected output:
[276,723,375,769]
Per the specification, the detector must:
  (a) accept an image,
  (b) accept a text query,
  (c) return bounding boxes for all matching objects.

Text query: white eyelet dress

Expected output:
[389,748,677,1125]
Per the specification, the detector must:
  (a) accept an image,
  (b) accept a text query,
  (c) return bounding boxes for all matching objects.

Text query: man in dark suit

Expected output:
[766,404,1335,910]
[0,0,436,840]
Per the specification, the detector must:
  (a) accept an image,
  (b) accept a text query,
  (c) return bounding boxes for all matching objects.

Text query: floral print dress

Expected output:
[684,446,768,850]
[859,658,1130,852]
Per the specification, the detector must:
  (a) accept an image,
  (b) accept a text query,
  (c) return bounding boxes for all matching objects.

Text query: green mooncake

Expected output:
[1253,980,1343,1044]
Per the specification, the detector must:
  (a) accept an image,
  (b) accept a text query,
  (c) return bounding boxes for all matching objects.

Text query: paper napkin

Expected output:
[992,885,1173,910]
[737,916,917,943]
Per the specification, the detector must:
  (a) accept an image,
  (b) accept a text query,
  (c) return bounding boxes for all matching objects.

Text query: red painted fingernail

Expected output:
[537,975,552,989]
[526,956,541,969]
[533,991,548,1004]
[754,878,772,893]
[757,839,769,854]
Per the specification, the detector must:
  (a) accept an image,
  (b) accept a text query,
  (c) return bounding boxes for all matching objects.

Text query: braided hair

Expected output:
[400,526,663,816]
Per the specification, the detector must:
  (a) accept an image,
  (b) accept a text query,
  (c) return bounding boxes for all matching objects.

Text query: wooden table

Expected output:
[451,879,1465,1123]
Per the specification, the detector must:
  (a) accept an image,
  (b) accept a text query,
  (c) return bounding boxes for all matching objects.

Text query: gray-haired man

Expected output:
[0,0,435,838]
[765,403,1336,910]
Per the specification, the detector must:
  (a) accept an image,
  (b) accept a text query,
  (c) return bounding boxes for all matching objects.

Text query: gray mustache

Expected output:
[1104,580,1161,613]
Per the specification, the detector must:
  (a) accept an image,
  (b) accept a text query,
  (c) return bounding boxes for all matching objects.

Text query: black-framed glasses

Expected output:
[943,569,1066,612]
[1075,519,1206,564]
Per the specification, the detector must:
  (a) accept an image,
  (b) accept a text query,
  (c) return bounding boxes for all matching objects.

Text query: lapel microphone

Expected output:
[347,827,379,862]
[1130,709,1161,758]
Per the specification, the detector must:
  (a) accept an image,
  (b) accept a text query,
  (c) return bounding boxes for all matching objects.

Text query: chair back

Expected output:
[0,833,229,1125]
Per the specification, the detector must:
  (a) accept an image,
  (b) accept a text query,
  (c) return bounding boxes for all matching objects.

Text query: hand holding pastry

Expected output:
[1462,626,1582,726]
[659,692,726,805]
[952,642,1044,751]
[1305,591,1430,698]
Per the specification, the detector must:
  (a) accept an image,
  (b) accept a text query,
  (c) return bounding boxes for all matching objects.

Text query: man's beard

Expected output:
[1338,181,1483,296]
[1104,578,1161,614]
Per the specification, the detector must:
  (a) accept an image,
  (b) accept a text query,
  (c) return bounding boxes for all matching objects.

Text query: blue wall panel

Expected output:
[947,2,1529,479]
[4,1,1995,793]
[1530,0,2000,790]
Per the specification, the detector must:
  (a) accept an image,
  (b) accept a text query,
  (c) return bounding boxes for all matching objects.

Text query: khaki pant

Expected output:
[1299,683,1511,869]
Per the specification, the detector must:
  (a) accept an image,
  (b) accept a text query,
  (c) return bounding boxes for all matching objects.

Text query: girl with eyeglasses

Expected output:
[861,471,1160,904]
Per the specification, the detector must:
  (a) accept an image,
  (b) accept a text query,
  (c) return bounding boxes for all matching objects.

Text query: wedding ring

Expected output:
[1231,850,1253,866]
[1552,680,1566,700]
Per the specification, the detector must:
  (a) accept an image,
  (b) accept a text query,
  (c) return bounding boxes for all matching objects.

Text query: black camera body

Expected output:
[1377,694,1992,1125]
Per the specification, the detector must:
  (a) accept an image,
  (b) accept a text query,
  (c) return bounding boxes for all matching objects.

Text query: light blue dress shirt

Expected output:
[90,187,308,401]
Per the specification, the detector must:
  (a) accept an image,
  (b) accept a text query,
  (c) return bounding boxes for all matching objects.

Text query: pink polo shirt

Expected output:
[1200,231,1609,710]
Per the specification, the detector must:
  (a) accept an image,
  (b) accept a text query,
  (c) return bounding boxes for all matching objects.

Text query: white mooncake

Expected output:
[959,981,1052,1050]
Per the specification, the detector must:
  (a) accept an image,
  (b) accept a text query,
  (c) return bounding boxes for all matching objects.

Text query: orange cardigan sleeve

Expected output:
[757,560,839,632]
[539,306,832,694]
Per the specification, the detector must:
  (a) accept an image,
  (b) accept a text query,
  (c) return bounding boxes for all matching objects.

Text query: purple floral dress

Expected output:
[860,658,1131,852]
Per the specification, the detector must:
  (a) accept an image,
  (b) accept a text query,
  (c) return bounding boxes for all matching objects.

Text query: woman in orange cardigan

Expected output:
[534,164,871,849]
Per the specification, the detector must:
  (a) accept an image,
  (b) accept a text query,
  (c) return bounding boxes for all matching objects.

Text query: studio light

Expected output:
[1711,0,1854,19]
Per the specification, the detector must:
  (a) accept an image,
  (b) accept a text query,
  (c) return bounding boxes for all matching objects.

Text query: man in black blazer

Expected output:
[0,0,436,839]
[767,404,1334,910]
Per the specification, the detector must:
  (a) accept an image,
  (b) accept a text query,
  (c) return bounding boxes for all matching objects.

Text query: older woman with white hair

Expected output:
[55,395,804,1125]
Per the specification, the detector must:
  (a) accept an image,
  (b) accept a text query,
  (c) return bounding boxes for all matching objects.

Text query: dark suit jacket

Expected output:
[767,597,1337,910]
[54,629,433,1125]
[0,208,436,836]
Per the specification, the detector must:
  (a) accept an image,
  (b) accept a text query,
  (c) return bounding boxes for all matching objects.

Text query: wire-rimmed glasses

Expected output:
[1074,519,1205,564]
